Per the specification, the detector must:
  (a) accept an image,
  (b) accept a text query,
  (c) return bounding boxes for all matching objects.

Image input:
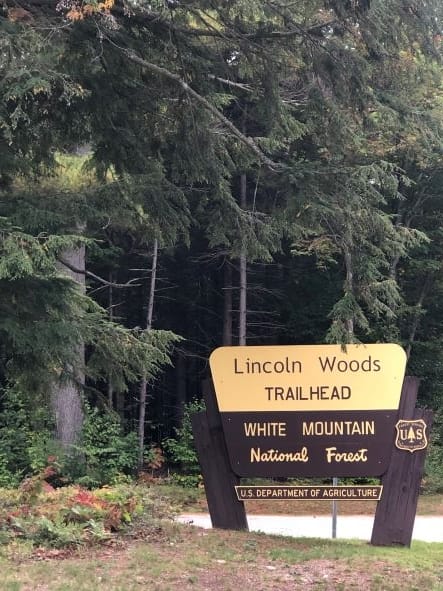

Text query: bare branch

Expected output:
[58,258,141,288]
[207,74,253,92]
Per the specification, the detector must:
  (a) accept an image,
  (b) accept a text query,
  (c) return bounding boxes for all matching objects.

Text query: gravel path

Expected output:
[177,514,443,543]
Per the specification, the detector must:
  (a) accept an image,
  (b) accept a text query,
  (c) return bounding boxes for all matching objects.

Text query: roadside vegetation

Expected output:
[0,427,442,590]
[0,478,442,591]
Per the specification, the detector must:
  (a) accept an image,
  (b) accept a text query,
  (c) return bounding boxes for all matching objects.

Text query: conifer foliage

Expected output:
[0,0,441,483]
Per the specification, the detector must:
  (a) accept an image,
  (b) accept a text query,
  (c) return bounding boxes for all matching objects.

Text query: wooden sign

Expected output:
[192,368,432,547]
[209,344,407,478]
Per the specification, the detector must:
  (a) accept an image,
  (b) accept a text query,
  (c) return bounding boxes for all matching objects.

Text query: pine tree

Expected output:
[0,0,441,465]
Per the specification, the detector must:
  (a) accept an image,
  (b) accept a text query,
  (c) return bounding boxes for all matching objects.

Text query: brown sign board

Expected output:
[210,344,407,478]
[222,410,398,477]
[235,485,383,501]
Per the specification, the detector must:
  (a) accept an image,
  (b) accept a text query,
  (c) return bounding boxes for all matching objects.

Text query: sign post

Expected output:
[332,477,338,539]
[371,376,433,546]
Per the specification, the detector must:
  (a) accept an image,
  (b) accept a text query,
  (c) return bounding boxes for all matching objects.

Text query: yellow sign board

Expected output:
[209,344,406,412]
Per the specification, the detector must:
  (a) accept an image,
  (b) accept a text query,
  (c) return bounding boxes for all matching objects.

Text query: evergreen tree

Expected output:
[0,0,441,473]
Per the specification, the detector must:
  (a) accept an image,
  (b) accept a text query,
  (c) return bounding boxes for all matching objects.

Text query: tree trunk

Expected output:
[406,273,434,358]
[138,239,158,469]
[239,173,247,346]
[223,261,233,345]
[343,244,354,340]
[107,272,114,408]
[51,243,85,453]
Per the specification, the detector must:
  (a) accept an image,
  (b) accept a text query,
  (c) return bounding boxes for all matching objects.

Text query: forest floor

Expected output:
[1,488,442,591]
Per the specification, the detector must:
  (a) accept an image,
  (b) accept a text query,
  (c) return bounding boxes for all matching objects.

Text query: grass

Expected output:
[1,524,442,590]
[0,482,442,591]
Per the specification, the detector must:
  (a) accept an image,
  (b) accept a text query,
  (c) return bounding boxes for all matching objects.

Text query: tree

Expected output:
[0,155,182,456]
[0,0,441,476]
[138,238,158,468]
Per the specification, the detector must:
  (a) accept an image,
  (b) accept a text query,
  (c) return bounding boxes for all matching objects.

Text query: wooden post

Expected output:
[191,379,248,530]
[371,377,433,546]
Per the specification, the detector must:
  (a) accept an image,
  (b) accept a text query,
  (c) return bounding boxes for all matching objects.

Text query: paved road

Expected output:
[177,514,443,543]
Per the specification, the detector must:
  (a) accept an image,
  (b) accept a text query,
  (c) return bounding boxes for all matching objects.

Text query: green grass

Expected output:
[267,536,443,565]
[2,524,442,591]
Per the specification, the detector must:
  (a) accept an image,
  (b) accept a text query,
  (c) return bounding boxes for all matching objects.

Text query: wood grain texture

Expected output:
[371,377,433,546]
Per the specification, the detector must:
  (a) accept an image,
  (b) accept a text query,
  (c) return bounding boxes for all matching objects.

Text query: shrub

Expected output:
[423,411,443,494]
[0,482,166,548]
[0,387,139,489]
[70,404,139,488]
[163,399,204,487]
[0,385,54,488]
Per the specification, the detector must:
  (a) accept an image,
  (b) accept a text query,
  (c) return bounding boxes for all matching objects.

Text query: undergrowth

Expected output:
[0,470,177,550]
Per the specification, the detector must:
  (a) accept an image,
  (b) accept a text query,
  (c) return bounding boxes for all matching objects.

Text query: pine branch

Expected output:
[106,4,336,41]
[115,46,280,170]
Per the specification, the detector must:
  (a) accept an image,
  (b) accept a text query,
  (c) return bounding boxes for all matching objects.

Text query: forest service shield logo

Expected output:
[395,419,428,453]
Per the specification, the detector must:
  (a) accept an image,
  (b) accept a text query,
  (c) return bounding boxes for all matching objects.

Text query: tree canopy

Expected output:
[0,0,442,480]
